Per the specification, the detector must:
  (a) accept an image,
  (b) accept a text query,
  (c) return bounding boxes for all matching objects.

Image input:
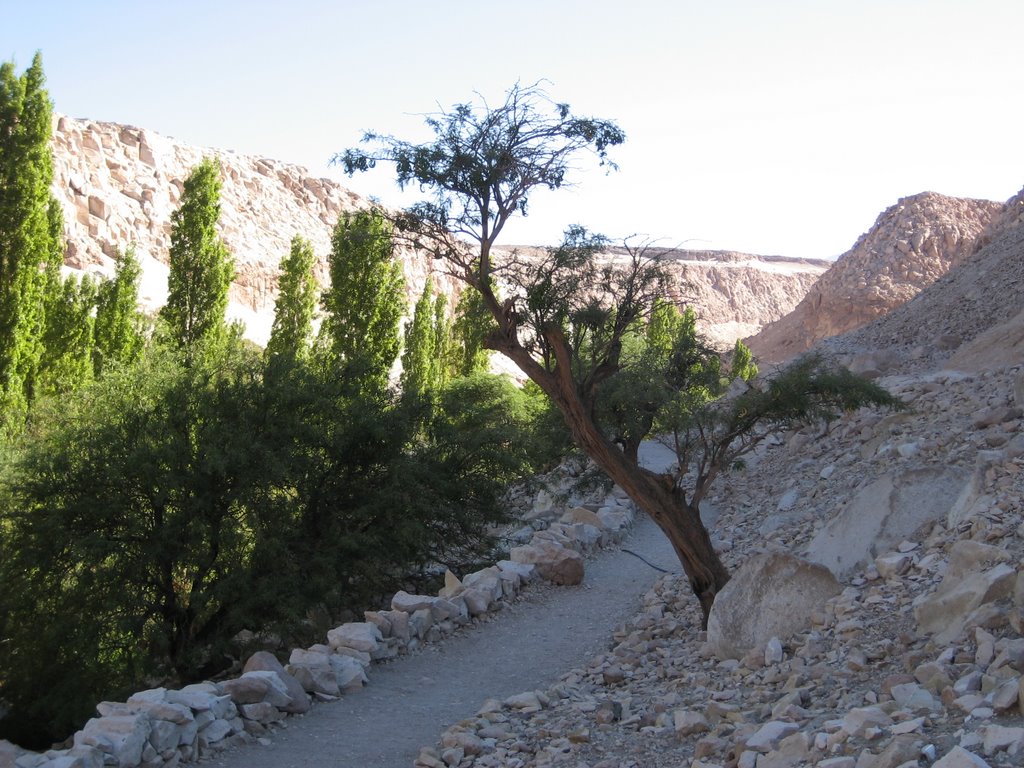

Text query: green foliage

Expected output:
[0,53,60,434]
[0,339,284,743]
[729,339,758,382]
[35,272,97,398]
[452,284,495,377]
[265,235,317,366]
[93,246,145,376]
[160,158,235,350]
[336,82,624,263]
[400,282,438,399]
[319,208,403,393]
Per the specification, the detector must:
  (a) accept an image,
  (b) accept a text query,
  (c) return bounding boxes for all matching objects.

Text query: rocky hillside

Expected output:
[820,186,1024,376]
[747,192,1003,363]
[50,115,825,347]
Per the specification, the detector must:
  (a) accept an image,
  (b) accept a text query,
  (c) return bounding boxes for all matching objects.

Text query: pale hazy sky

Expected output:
[3,0,1022,260]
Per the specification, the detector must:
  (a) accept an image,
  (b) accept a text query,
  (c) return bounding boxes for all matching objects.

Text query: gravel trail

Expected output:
[212,513,677,768]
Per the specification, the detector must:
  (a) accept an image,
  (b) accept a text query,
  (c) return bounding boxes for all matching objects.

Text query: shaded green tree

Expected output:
[0,53,61,432]
[339,82,898,624]
[452,284,494,377]
[265,235,317,365]
[400,281,436,399]
[93,246,145,376]
[159,158,235,350]
[0,340,288,745]
[318,207,403,392]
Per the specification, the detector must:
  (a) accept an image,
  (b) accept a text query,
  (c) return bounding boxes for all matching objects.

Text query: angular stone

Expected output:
[932,746,992,768]
[242,652,310,714]
[560,506,605,529]
[462,587,491,616]
[915,564,1016,643]
[673,709,710,736]
[745,721,799,752]
[327,622,382,654]
[510,541,584,586]
[391,590,436,613]
[980,724,1024,756]
[74,715,152,768]
[841,706,893,738]
[706,552,840,659]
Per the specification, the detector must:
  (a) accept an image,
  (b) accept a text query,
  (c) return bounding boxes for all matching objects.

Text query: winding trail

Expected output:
[214,446,682,768]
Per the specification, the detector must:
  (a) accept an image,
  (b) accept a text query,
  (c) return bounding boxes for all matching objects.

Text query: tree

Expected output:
[338,83,897,624]
[318,207,403,393]
[265,235,317,365]
[401,282,437,399]
[160,158,235,350]
[35,271,97,397]
[452,283,494,377]
[93,246,145,376]
[0,53,61,432]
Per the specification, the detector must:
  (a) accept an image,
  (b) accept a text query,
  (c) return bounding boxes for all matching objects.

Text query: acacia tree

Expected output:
[338,83,896,624]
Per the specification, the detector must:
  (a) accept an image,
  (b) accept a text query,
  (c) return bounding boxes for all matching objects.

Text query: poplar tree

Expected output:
[0,53,60,430]
[400,282,436,398]
[160,158,234,350]
[265,235,317,364]
[35,273,97,397]
[319,207,403,393]
[93,246,144,376]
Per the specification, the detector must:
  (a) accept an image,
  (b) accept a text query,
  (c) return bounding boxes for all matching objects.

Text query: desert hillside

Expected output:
[747,192,1004,363]
[50,115,825,347]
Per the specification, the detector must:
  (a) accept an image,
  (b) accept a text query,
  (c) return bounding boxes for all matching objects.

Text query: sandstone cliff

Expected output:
[50,115,824,347]
[747,191,1003,363]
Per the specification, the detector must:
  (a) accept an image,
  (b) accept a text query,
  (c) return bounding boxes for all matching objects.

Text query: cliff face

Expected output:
[50,114,823,347]
[746,192,1003,363]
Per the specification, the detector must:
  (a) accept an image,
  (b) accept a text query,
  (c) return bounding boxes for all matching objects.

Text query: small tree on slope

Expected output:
[336,83,897,625]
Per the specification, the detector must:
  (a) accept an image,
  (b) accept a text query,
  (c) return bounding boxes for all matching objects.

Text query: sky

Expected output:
[2,0,1022,260]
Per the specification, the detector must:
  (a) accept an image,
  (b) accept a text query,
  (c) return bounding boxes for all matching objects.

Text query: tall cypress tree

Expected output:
[0,53,60,431]
[265,235,317,364]
[319,207,403,393]
[159,158,235,350]
[93,246,144,376]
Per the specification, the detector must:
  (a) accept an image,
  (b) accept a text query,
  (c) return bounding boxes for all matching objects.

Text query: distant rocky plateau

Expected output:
[50,115,825,348]
[50,114,1022,361]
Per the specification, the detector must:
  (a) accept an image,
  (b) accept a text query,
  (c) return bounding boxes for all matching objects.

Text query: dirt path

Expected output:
[212,513,679,768]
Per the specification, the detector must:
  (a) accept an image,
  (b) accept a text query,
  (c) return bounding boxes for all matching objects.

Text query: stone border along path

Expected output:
[209,511,678,768]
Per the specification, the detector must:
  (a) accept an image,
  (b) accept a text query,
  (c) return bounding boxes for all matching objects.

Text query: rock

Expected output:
[673,709,710,737]
[841,707,893,738]
[560,506,606,529]
[745,721,799,752]
[706,552,840,659]
[510,541,585,586]
[74,715,151,768]
[932,746,992,768]
[327,622,382,654]
[914,563,1016,643]
[391,591,437,613]
[806,469,970,578]
[242,651,310,714]
[979,724,1024,756]
[219,676,270,705]
[461,587,491,616]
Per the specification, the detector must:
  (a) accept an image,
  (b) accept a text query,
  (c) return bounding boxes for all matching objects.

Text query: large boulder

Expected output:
[806,468,970,578]
[706,552,840,660]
